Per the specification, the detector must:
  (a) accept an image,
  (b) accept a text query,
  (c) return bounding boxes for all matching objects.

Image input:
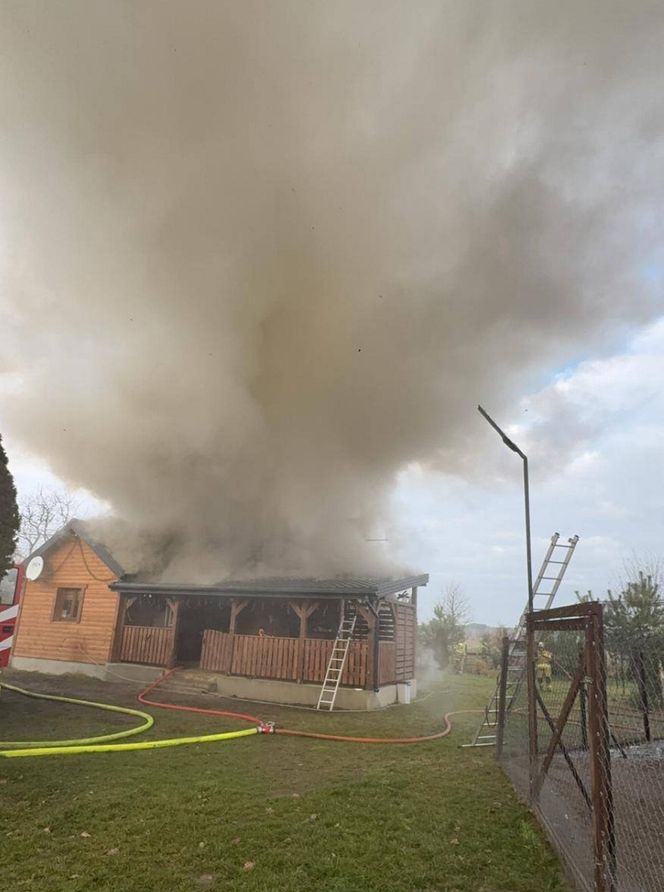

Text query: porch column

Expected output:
[289,599,318,682]
[110,595,136,662]
[166,597,181,669]
[357,603,379,692]
[410,587,418,676]
[227,598,249,675]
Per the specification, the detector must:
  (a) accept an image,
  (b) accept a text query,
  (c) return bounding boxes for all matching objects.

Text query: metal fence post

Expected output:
[586,604,617,892]
[526,613,538,802]
[496,635,510,759]
[636,650,651,744]
[579,674,589,752]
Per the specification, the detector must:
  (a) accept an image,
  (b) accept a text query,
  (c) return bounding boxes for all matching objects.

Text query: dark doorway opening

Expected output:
[175,598,230,667]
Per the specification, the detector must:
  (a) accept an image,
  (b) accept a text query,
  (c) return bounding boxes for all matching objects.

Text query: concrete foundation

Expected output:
[9,655,416,709]
[179,670,403,709]
[9,655,163,685]
[10,655,109,680]
[104,663,165,684]
[397,679,417,704]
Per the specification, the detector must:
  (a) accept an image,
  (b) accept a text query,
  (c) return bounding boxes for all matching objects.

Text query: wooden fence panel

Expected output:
[378,641,396,685]
[200,629,233,673]
[300,639,368,686]
[229,634,300,681]
[343,640,368,687]
[120,625,173,666]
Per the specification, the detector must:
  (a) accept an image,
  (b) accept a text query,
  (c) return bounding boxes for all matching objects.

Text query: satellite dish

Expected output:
[26,556,44,581]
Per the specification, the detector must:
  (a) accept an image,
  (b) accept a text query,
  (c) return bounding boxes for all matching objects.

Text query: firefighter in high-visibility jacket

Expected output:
[453,640,466,674]
[536,641,553,689]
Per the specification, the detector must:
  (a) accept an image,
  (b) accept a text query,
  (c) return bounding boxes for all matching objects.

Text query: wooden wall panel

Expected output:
[13,535,119,666]
[395,603,416,681]
[378,641,396,685]
[200,631,368,687]
[119,625,174,666]
[200,629,233,673]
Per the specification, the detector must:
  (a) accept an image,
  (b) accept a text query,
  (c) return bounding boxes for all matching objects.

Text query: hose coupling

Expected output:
[257,721,275,734]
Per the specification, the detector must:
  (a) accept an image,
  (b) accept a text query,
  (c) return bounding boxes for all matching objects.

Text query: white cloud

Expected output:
[394,317,664,625]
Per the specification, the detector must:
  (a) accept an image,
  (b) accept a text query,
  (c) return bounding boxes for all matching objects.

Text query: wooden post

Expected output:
[228,598,249,635]
[228,598,249,675]
[586,605,617,892]
[166,597,180,669]
[357,604,378,691]
[110,595,136,662]
[496,635,510,760]
[526,613,538,802]
[579,648,589,751]
[289,600,318,682]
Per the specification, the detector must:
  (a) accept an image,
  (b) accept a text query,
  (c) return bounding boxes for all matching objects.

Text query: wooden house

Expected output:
[10,522,426,708]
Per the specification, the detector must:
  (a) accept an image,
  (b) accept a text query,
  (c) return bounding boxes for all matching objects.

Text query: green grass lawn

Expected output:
[0,669,568,892]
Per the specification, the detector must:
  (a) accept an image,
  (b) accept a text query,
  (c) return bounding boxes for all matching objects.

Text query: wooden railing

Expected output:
[120,622,412,684]
[200,630,369,687]
[119,625,174,666]
[231,633,300,681]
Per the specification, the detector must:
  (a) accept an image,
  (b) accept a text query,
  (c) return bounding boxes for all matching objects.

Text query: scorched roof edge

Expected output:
[110,573,428,600]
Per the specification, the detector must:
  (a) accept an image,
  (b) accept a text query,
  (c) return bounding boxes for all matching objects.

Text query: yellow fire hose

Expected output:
[0,681,261,758]
[0,681,154,748]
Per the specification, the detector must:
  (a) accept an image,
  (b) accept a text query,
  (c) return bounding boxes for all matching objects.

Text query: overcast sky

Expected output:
[392,315,664,625]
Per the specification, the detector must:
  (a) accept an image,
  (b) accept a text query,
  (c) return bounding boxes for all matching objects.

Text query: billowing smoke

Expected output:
[1,2,663,580]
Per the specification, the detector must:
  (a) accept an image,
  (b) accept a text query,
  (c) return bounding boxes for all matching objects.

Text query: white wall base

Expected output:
[10,655,108,680]
[9,655,164,685]
[180,670,401,709]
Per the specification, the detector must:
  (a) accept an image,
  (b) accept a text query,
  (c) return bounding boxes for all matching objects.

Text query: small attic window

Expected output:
[53,587,85,623]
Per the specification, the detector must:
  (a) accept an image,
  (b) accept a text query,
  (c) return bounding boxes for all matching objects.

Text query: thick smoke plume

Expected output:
[1,2,663,579]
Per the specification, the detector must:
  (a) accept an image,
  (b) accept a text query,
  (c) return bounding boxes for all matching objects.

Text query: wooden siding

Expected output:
[378,641,397,685]
[200,630,368,686]
[231,633,300,681]
[13,535,119,665]
[119,625,174,666]
[394,602,416,681]
[200,628,234,674]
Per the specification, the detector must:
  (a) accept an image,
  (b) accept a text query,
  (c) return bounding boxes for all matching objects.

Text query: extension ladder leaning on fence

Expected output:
[464,533,579,748]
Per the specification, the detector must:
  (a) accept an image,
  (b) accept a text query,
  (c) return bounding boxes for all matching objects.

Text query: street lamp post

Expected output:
[477,405,534,614]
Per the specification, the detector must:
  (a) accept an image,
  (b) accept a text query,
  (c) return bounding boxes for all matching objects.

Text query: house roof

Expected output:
[110,573,428,601]
[25,520,125,578]
[27,521,428,602]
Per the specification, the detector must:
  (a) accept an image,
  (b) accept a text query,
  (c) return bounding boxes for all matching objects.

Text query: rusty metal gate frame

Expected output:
[522,602,617,892]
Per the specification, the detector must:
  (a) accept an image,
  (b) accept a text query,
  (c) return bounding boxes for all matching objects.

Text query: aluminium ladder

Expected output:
[316,602,357,711]
[464,533,579,748]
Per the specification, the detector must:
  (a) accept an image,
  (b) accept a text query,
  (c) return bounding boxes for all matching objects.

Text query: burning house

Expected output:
[10,522,425,709]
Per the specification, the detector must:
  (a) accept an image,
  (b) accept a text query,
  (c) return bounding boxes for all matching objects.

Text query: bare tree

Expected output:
[441,582,470,625]
[17,487,79,558]
[419,582,471,669]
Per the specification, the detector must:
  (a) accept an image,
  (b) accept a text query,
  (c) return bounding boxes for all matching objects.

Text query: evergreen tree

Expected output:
[0,434,20,580]
[605,570,664,707]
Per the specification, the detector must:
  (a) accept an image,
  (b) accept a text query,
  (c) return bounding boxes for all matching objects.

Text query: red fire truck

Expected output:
[0,564,24,668]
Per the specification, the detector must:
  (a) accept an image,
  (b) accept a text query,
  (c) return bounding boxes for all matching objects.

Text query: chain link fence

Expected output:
[499,600,664,892]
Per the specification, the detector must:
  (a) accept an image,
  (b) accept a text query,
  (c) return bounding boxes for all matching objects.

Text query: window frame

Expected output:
[52,586,86,624]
